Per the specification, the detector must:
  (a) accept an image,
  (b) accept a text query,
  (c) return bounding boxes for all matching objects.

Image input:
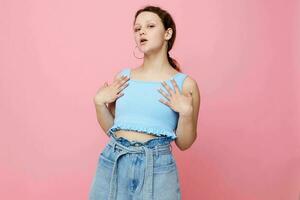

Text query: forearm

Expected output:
[94,102,114,137]
[175,111,197,151]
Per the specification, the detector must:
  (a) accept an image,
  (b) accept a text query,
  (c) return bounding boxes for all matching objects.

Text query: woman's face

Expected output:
[133,11,169,54]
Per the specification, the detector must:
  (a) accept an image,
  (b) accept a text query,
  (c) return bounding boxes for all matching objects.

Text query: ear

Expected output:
[165,28,173,40]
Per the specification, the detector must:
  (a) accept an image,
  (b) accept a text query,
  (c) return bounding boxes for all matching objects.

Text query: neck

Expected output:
[140,46,172,73]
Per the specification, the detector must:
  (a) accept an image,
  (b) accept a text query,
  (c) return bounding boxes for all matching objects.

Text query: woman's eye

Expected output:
[134,25,154,32]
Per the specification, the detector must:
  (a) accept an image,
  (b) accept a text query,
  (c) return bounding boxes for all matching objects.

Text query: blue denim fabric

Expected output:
[88,132,181,200]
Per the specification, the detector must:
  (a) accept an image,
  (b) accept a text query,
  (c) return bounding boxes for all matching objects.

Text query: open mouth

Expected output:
[140,38,148,44]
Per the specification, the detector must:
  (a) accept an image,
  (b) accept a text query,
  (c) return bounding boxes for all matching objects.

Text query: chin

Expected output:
[140,45,160,55]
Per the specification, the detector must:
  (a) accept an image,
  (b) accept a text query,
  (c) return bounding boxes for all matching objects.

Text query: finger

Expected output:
[120,75,130,83]
[116,75,125,81]
[161,81,174,95]
[158,98,170,107]
[116,75,129,88]
[118,82,129,91]
[117,92,124,98]
[157,88,171,101]
[112,75,123,86]
[170,79,180,94]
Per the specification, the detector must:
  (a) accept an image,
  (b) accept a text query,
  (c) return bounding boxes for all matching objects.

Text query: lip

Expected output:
[140,40,147,45]
[140,38,148,43]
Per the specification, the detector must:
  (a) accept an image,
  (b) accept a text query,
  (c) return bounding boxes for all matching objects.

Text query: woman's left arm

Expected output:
[158,76,201,151]
[175,77,201,151]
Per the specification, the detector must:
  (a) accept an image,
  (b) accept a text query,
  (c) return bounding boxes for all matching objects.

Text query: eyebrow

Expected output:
[134,20,155,26]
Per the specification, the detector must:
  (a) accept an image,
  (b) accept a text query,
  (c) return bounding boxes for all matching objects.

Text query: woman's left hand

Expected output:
[158,79,193,116]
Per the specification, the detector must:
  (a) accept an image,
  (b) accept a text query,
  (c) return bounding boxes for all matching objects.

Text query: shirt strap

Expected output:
[174,73,188,92]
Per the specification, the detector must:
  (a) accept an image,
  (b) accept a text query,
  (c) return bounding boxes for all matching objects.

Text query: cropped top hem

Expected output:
[106,121,177,141]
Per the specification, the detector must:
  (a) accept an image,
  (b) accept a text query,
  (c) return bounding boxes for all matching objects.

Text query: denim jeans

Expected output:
[88,132,181,200]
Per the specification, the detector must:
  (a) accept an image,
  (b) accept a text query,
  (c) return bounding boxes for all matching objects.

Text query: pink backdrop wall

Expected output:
[1,0,299,199]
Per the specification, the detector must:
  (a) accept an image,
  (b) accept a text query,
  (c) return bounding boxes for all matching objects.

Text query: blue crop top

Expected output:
[106,68,188,141]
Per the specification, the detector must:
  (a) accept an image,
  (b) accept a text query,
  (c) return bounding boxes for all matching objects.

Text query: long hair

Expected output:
[133,5,181,72]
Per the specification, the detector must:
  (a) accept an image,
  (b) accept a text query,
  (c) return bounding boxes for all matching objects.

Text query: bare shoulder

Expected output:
[181,74,201,124]
[181,75,200,96]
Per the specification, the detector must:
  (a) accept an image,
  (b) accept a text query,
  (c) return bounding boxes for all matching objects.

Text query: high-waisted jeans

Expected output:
[88,132,181,200]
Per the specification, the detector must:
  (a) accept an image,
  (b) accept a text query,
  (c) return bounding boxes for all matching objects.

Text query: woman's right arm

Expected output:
[94,102,114,137]
[93,71,129,136]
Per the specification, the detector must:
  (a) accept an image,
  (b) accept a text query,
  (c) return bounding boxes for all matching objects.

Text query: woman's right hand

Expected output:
[93,75,130,105]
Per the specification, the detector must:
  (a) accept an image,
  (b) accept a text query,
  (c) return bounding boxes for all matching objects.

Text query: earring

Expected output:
[133,45,144,59]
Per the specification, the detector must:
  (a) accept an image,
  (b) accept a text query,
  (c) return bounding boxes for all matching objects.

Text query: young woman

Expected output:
[89,5,200,200]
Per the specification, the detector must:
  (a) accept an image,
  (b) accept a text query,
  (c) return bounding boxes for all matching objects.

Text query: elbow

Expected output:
[177,135,197,151]
[179,144,193,151]
[178,146,189,151]
[178,145,192,151]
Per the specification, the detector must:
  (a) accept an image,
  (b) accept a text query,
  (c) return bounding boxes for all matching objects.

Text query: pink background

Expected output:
[1,0,299,199]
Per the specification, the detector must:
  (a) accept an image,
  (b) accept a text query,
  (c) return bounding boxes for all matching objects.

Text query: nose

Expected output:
[139,27,146,35]
[139,30,145,36]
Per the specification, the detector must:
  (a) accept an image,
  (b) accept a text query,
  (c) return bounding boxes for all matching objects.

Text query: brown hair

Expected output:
[133,5,181,72]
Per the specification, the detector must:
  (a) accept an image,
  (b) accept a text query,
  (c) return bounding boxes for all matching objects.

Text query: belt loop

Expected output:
[170,144,172,152]
[155,146,158,157]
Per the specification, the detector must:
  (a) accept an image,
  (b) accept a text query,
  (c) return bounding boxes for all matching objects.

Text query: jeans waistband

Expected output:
[110,131,172,149]
[106,134,172,200]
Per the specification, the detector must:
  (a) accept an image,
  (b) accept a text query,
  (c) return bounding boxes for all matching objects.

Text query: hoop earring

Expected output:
[133,45,144,59]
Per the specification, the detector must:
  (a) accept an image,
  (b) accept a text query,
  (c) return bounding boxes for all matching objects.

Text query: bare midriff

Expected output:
[114,130,159,142]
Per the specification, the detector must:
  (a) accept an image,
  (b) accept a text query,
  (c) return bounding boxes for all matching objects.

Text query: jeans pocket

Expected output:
[153,153,176,174]
[99,144,115,168]
[153,159,180,199]
[89,153,114,200]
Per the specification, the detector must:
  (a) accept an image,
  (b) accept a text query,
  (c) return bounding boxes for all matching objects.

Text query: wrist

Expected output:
[94,99,107,107]
[179,106,193,117]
